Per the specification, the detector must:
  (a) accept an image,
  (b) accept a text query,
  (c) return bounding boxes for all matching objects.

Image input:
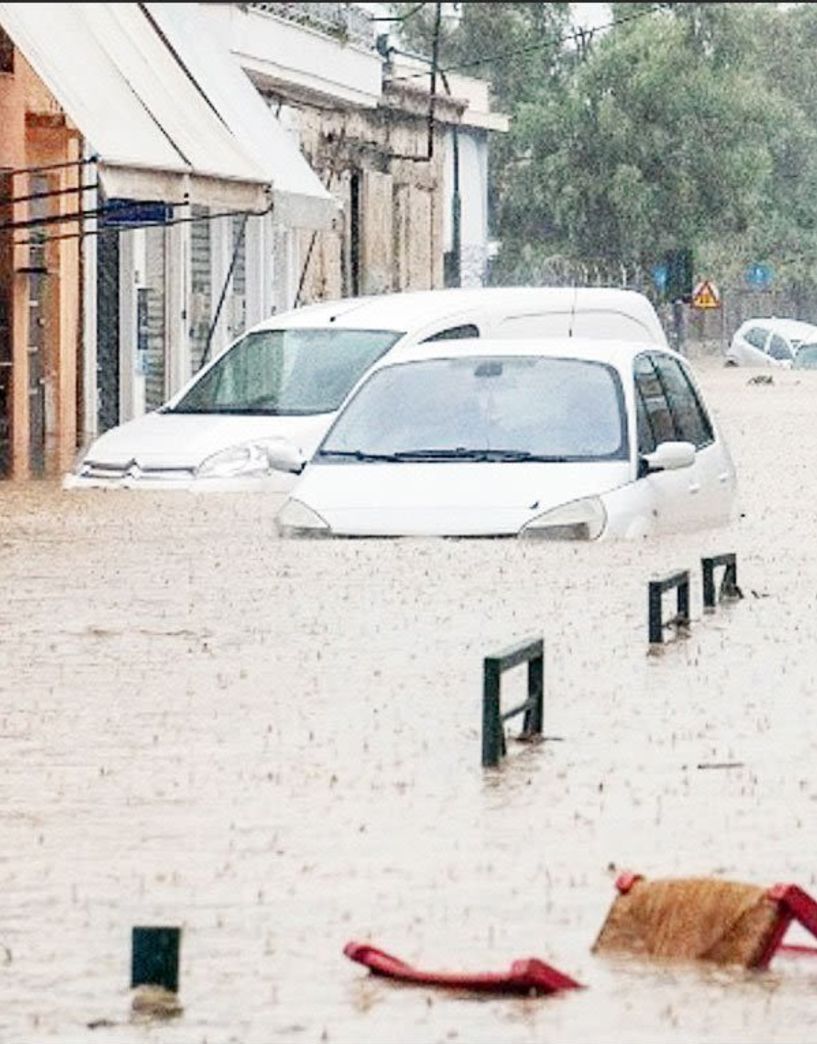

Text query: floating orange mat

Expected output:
[344,941,582,994]
[593,872,817,969]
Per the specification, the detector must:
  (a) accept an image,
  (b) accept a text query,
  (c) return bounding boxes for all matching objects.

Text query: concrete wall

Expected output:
[443,126,489,288]
[201,3,382,109]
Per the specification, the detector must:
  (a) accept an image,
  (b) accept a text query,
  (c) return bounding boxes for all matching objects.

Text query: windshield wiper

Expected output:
[391,448,573,463]
[169,406,283,416]
[482,449,573,463]
[317,449,405,462]
[318,447,575,463]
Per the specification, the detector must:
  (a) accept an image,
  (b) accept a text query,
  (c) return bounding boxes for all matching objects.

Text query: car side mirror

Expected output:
[640,440,696,476]
[266,442,307,475]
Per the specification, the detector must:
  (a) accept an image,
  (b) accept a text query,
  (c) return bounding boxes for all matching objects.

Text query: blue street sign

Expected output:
[651,263,669,292]
[100,198,172,227]
[746,263,773,290]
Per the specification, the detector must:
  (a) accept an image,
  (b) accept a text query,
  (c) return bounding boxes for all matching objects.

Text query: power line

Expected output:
[387,4,662,86]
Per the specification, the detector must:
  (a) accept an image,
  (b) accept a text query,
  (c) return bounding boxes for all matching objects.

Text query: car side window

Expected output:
[421,324,480,343]
[634,354,674,451]
[635,384,655,454]
[768,334,793,361]
[651,353,714,449]
[744,326,768,350]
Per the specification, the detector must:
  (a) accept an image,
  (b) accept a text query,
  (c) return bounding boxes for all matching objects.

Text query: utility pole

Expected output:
[426,1,442,160]
[450,117,461,286]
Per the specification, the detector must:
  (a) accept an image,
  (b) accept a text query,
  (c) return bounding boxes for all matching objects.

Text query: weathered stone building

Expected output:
[289,80,464,301]
[200,2,508,305]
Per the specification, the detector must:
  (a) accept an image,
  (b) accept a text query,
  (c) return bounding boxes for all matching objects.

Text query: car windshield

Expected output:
[170,328,403,415]
[794,343,817,369]
[318,355,628,462]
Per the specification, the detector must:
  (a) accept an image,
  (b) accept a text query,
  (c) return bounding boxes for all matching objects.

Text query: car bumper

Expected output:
[62,470,300,493]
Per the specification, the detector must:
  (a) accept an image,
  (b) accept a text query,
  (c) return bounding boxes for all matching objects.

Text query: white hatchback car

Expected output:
[65,287,667,492]
[275,338,736,540]
[726,317,817,368]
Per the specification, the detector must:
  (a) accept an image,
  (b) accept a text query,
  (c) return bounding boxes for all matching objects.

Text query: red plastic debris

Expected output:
[756,883,817,968]
[615,871,643,895]
[343,941,582,995]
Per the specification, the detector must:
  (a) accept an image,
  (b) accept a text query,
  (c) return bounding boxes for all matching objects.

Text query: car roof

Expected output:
[741,317,817,339]
[359,335,676,371]
[249,287,663,334]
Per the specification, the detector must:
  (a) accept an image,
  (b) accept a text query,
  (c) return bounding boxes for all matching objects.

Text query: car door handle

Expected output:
[689,482,701,494]
[718,472,730,483]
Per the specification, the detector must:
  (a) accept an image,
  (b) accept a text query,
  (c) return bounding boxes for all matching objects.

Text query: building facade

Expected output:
[0,1,508,478]
[200,2,508,305]
[0,30,81,479]
[1,1,336,461]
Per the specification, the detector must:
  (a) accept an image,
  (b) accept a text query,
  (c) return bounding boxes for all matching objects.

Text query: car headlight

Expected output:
[519,496,607,541]
[276,498,331,538]
[197,441,289,479]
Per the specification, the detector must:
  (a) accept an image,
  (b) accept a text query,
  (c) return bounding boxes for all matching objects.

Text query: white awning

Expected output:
[0,2,336,225]
[145,3,338,229]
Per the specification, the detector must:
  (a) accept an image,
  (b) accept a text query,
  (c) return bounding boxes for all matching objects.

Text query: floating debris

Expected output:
[130,985,183,1021]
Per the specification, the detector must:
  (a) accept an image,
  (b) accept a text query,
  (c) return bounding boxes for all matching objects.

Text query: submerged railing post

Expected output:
[482,637,544,767]
[702,553,743,611]
[648,570,690,646]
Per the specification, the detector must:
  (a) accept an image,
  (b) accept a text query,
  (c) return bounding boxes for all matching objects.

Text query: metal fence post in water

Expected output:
[648,570,691,646]
[482,637,544,767]
[702,553,743,611]
[131,926,181,993]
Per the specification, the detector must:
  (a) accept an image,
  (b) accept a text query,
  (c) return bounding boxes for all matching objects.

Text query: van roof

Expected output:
[254,287,664,335]
[362,335,678,372]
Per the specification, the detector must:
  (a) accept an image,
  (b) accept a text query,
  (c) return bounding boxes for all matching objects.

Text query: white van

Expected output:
[65,287,668,491]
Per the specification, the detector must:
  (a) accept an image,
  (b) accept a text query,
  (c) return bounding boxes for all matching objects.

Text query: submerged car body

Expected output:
[726,317,817,368]
[276,337,736,540]
[64,287,668,492]
[792,342,817,370]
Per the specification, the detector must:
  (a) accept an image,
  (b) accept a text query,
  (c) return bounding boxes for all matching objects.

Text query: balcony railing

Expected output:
[247,3,376,49]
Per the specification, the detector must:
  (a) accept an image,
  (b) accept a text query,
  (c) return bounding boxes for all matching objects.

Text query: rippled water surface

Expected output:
[1,360,816,1043]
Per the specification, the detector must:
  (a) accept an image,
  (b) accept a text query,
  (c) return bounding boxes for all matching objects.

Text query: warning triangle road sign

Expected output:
[692,279,721,309]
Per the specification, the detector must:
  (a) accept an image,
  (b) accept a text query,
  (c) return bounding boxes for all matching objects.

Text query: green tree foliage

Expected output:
[394,2,573,235]
[394,2,572,104]
[399,2,817,296]
[499,3,817,288]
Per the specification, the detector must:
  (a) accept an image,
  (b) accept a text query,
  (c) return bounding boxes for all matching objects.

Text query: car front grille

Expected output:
[80,461,196,482]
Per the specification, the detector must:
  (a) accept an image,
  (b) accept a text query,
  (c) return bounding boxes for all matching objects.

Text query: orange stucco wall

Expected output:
[0,50,81,479]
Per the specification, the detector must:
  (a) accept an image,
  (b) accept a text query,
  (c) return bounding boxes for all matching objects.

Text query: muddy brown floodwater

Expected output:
[1,359,817,1043]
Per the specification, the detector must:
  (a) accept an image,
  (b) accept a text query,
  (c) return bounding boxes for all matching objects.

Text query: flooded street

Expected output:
[2,358,817,1043]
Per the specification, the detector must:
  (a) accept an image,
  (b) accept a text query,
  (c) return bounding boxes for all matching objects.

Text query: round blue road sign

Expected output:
[746,263,773,289]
